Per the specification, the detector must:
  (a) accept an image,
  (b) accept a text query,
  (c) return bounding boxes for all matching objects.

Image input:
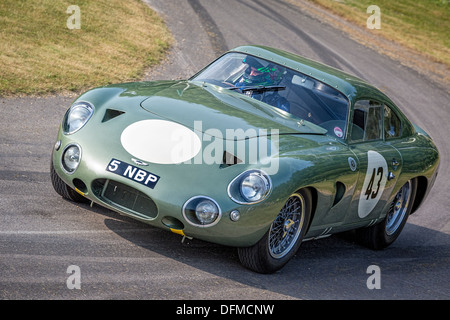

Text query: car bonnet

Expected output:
[140,81,326,140]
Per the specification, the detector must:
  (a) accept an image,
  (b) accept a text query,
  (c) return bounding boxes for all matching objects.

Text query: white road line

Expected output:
[0,228,150,235]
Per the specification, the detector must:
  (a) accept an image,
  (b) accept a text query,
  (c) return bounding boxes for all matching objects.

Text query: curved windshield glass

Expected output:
[192,52,349,139]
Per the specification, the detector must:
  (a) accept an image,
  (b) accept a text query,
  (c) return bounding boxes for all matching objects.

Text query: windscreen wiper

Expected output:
[241,85,286,92]
[225,85,286,92]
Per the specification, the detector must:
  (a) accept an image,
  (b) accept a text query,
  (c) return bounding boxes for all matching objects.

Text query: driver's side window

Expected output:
[384,104,402,139]
[350,100,383,142]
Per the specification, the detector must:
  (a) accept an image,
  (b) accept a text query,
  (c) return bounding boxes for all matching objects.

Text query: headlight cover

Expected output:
[228,169,272,204]
[183,196,221,227]
[61,144,81,174]
[63,101,94,134]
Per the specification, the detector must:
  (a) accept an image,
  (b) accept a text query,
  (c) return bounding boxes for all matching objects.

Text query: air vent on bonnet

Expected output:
[220,151,243,168]
[102,109,125,122]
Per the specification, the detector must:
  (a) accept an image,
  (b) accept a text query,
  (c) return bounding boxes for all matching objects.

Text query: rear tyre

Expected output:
[50,159,88,203]
[238,189,312,273]
[356,179,417,250]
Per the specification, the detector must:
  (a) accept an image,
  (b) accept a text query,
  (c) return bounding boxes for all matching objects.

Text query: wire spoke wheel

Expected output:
[355,178,417,250]
[268,194,305,259]
[238,189,311,273]
[385,180,411,235]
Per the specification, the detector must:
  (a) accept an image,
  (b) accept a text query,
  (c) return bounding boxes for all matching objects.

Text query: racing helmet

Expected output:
[239,56,285,86]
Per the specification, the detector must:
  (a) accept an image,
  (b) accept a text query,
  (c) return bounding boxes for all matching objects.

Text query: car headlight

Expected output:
[61,144,81,174]
[240,172,271,202]
[183,196,221,227]
[228,170,272,204]
[63,101,94,134]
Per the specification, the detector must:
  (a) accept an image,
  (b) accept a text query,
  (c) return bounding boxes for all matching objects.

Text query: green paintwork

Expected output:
[52,45,440,247]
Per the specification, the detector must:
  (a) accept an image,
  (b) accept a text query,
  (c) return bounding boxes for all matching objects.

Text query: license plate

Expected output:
[106,159,160,189]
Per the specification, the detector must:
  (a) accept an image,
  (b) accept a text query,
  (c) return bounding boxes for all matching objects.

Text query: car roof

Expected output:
[231,45,395,105]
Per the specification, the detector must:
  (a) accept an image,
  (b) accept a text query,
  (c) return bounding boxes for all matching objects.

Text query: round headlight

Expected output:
[228,170,272,204]
[240,172,270,202]
[183,196,221,227]
[61,144,81,173]
[195,199,220,225]
[63,101,94,134]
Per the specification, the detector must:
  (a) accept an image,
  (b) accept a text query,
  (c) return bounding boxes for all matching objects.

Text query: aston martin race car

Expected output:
[51,45,440,273]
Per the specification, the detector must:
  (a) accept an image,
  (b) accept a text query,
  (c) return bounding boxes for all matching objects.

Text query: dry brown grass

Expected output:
[307,0,449,67]
[0,0,172,96]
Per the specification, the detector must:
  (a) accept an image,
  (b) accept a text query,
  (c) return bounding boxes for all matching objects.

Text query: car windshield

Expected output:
[191,52,349,139]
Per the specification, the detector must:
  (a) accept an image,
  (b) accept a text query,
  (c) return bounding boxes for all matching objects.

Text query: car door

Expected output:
[346,99,402,224]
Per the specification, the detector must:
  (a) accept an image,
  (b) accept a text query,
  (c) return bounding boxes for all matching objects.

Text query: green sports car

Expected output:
[51,45,440,273]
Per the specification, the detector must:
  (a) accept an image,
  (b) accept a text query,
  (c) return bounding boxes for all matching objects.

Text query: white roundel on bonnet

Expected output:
[121,119,201,164]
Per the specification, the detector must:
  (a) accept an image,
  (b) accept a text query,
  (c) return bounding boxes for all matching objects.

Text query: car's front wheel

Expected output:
[238,189,312,273]
[356,179,417,250]
[50,159,89,203]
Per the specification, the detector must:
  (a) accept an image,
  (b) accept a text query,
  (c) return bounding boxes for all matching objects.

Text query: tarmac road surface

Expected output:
[1,0,449,300]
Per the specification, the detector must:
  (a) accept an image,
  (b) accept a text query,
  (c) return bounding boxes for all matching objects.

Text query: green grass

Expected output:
[0,0,172,96]
[307,0,450,66]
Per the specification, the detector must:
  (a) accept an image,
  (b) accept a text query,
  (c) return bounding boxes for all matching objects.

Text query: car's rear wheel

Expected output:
[50,159,88,203]
[238,189,311,273]
[356,179,417,250]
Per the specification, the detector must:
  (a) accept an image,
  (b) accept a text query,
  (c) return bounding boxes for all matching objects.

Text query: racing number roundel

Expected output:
[120,120,201,165]
[358,151,388,218]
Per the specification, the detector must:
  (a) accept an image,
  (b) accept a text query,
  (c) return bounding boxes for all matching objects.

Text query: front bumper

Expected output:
[51,131,282,247]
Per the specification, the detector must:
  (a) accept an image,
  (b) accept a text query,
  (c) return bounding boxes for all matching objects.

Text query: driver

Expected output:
[235,56,281,87]
[235,55,290,112]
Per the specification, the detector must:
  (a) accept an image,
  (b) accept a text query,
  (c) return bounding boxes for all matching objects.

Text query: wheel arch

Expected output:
[292,186,317,234]
[410,176,428,214]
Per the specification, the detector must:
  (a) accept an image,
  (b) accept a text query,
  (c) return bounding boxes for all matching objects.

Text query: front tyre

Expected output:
[50,159,88,203]
[356,179,417,250]
[238,189,312,273]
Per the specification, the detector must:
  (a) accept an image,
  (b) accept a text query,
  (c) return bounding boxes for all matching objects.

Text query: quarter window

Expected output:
[384,105,401,139]
[350,100,383,142]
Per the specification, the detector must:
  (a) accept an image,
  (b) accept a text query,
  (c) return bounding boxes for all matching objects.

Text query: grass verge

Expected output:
[306,0,449,67]
[0,0,172,96]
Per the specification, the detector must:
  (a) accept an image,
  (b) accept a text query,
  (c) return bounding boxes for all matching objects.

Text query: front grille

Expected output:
[92,179,158,219]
